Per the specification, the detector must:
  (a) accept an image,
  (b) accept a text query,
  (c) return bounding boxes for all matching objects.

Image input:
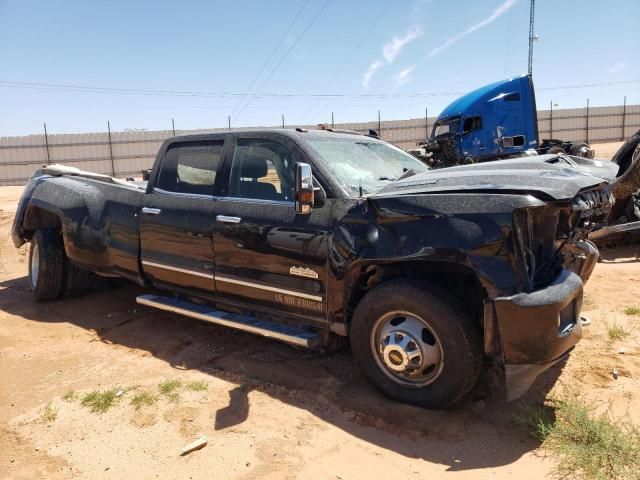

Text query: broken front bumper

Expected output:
[494,268,585,400]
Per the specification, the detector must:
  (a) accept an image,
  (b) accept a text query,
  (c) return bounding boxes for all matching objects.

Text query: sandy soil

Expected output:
[592,141,625,159]
[1,143,638,479]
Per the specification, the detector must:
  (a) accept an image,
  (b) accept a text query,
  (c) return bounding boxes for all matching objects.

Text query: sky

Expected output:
[0,0,638,136]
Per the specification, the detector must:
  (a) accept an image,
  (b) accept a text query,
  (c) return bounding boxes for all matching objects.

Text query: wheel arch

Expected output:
[21,204,63,240]
[345,260,489,331]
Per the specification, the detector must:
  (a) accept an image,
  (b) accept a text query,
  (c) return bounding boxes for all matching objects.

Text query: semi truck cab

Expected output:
[420,74,594,167]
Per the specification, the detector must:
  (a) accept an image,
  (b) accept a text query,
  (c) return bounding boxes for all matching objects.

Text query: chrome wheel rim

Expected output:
[30,242,39,288]
[370,311,444,387]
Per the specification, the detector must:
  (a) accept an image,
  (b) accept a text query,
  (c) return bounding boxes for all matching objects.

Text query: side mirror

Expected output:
[295,163,314,214]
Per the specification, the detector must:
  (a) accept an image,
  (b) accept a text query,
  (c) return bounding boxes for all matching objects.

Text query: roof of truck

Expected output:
[167,128,382,143]
[437,74,529,121]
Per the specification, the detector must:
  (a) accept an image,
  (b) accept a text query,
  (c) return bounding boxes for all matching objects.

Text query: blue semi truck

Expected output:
[414,74,595,168]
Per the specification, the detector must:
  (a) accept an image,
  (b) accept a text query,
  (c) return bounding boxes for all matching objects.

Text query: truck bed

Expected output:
[13,165,146,283]
[42,164,148,191]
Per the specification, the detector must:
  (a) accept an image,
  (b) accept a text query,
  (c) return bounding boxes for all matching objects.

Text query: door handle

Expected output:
[216,215,241,224]
[142,207,162,215]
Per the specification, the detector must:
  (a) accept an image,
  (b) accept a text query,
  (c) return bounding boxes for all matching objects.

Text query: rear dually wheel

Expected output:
[28,229,65,301]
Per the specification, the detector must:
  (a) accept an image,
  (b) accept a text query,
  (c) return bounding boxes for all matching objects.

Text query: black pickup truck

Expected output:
[12,129,612,408]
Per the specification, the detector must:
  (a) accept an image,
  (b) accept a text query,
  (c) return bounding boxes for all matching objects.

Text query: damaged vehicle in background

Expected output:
[589,129,640,246]
[406,72,640,247]
[12,128,612,408]
[409,74,595,168]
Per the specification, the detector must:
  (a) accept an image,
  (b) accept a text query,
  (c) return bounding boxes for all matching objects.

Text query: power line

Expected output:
[0,78,638,99]
[0,79,461,98]
[232,0,332,122]
[228,0,311,121]
[305,0,394,124]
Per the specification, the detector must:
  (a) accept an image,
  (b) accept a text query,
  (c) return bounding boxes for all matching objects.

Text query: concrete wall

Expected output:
[1,104,638,185]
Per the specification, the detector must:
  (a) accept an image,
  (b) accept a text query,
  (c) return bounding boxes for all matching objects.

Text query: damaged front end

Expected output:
[492,185,613,400]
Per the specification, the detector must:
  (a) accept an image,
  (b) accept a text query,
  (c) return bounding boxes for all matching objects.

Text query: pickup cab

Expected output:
[12,129,612,408]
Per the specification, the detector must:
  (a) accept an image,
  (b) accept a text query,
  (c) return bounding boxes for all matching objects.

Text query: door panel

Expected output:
[139,140,224,293]
[213,136,332,320]
[213,199,331,318]
[140,192,216,292]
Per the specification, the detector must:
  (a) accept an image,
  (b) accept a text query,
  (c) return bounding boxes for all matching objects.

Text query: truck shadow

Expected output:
[598,244,640,263]
[0,275,564,472]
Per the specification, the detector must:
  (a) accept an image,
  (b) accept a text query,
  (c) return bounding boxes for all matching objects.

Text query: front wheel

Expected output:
[350,279,483,409]
[28,229,65,301]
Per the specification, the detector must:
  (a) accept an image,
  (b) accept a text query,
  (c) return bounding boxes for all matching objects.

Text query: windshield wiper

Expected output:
[394,169,416,181]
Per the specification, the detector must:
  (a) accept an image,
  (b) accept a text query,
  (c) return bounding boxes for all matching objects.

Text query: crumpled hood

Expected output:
[375,158,608,201]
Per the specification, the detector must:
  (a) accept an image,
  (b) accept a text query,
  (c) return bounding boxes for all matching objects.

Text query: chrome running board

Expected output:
[136,294,321,348]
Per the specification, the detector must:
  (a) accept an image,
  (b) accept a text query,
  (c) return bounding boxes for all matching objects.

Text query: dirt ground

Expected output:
[1,142,639,480]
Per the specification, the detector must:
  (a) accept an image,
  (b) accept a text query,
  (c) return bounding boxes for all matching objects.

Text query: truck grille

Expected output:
[513,185,613,292]
[571,187,614,223]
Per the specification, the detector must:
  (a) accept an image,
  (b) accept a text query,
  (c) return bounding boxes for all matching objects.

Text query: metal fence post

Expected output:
[622,96,627,140]
[425,107,429,139]
[585,98,590,143]
[107,121,115,176]
[43,123,51,165]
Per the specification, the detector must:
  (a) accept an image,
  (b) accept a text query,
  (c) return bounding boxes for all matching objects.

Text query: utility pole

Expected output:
[228,116,231,130]
[282,114,285,129]
[528,0,536,76]
[171,118,175,136]
[331,112,334,129]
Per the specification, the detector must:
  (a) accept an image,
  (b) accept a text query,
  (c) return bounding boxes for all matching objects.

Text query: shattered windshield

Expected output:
[432,117,460,137]
[307,137,428,196]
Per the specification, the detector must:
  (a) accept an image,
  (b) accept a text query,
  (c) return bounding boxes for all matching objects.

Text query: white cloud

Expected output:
[608,62,627,73]
[394,65,416,86]
[362,27,423,88]
[426,0,516,58]
[383,28,423,63]
[362,60,386,88]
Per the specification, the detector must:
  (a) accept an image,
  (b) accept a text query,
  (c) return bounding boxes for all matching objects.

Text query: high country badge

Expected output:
[289,266,319,279]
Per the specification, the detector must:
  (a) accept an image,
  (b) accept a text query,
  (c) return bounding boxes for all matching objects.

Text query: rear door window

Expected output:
[156,141,224,195]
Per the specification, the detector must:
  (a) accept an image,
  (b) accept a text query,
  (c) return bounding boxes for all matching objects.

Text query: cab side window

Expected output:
[156,141,223,195]
[228,138,296,202]
[462,116,483,133]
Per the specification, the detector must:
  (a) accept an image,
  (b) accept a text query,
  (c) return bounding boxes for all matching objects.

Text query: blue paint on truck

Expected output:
[421,75,593,167]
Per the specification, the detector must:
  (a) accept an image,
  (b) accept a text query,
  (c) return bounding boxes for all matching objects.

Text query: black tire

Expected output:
[625,192,640,221]
[28,229,65,302]
[64,258,91,297]
[350,279,483,409]
[547,146,566,155]
[611,130,640,175]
